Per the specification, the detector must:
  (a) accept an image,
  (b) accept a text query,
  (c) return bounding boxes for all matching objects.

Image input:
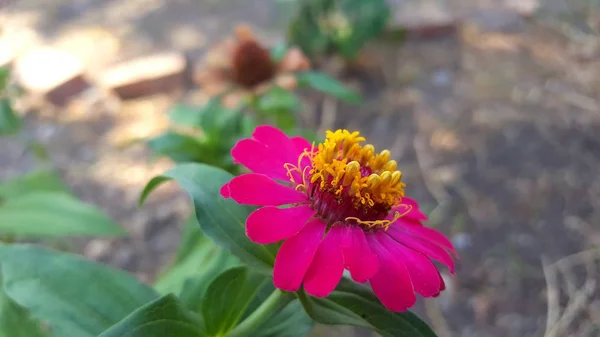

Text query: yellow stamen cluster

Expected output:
[309,129,405,209]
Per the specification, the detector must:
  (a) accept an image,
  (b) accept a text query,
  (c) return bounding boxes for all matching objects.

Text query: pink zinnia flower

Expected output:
[220,126,457,312]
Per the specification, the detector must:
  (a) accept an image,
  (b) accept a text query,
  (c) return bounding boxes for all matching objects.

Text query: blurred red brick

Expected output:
[15,47,90,106]
[100,52,186,99]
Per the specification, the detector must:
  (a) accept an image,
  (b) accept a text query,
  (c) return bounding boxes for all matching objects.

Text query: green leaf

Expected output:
[298,278,437,337]
[0,99,21,136]
[243,286,313,337]
[147,131,217,164]
[168,104,205,128]
[0,192,126,237]
[296,71,360,103]
[335,0,390,59]
[287,0,389,60]
[154,216,239,300]
[174,215,207,264]
[140,163,277,273]
[0,67,9,91]
[98,294,205,337]
[256,301,313,337]
[287,0,335,58]
[256,86,300,114]
[178,249,239,313]
[0,170,70,200]
[202,266,269,336]
[0,284,49,337]
[256,86,300,132]
[270,43,289,63]
[0,244,159,337]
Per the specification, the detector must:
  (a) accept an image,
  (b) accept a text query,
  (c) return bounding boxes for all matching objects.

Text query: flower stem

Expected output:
[227,289,293,337]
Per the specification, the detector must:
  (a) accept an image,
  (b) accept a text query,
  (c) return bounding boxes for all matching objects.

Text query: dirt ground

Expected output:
[1,1,600,336]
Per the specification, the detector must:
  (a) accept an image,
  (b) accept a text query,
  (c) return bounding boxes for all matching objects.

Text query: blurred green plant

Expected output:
[0,67,21,136]
[0,20,439,336]
[147,43,360,174]
[287,0,391,60]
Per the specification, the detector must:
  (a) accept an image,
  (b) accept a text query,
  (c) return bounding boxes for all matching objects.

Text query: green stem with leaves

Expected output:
[227,289,294,337]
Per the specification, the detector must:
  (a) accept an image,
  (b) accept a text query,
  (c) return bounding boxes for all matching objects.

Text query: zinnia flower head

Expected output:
[194,24,310,108]
[220,126,457,312]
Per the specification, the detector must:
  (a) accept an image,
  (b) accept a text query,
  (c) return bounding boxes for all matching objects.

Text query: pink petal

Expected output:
[290,136,312,153]
[386,226,455,274]
[246,205,315,244]
[304,226,345,297]
[341,226,379,283]
[273,219,326,292]
[380,233,441,297]
[227,173,307,206]
[393,198,427,221]
[367,232,416,312]
[220,183,231,198]
[231,139,289,181]
[433,270,446,297]
[290,136,314,171]
[397,219,457,256]
[252,125,296,161]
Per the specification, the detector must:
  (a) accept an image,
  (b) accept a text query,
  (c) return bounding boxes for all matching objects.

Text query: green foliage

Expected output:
[298,278,437,337]
[0,284,49,337]
[0,67,9,91]
[0,192,126,237]
[0,170,124,238]
[270,43,289,63]
[153,216,239,299]
[255,301,313,337]
[255,86,301,132]
[148,131,216,163]
[140,163,277,273]
[0,98,21,136]
[296,71,361,103]
[149,99,247,173]
[0,244,159,337]
[0,170,70,199]
[288,0,390,60]
[98,295,205,337]
[202,267,269,336]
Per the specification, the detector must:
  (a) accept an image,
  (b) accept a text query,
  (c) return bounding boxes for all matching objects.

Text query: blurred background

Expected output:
[1,0,600,336]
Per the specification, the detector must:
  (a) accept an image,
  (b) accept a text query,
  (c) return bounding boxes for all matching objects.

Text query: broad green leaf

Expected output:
[202,266,269,336]
[178,249,239,313]
[257,301,313,337]
[154,216,239,298]
[0,244,159,337]
[296,71,360,103]
[0,170,70,200]
[98,294,205,337]
[0,192,126,237]
[147,131,218,164]
[174,215,207,264]
[298,278,437,337]
[140,163,277,272]
[0,99,20,136]
[0,284,49,337]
